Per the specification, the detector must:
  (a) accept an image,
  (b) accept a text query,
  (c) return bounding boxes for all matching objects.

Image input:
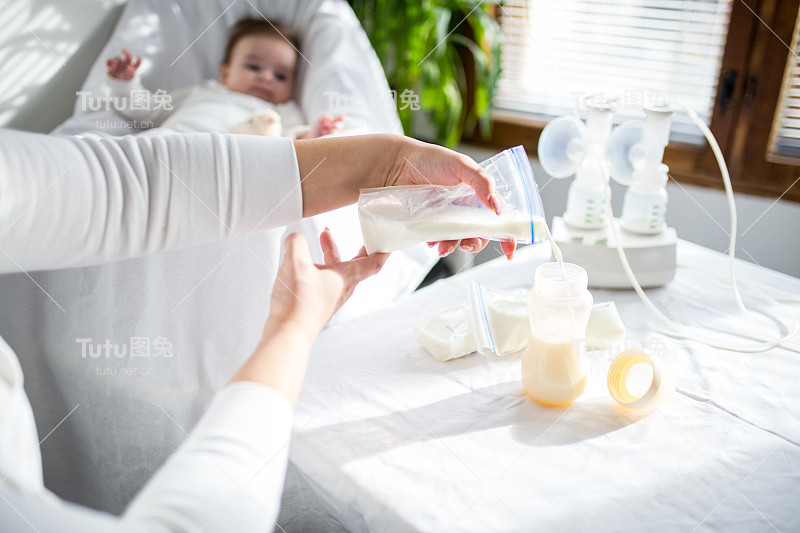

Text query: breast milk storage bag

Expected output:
[358,146,546,254]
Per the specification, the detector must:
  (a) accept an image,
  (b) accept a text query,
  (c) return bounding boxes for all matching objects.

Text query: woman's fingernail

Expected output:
[490,194,501,215]
[428,242,436,248]
[440,250,451,257]
[460,244,474,253]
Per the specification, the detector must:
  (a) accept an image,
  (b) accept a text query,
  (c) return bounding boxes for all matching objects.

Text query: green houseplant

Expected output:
[348,0,502,147]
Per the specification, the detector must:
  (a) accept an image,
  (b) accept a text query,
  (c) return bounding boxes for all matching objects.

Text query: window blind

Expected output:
[769,9,800,161]
[495,0,732,144]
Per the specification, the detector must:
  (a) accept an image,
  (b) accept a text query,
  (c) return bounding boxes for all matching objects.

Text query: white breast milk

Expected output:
[361,200,548,254]
[414,306,475,361]
[522,263,593,406]
[418,294,530,361]
[521,333,588,406]
[484,296,529,355]
[586,301,626,350]
[468,282,531,356]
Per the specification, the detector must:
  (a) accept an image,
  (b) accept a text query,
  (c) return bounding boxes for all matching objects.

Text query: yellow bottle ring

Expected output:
[607,348,674,409]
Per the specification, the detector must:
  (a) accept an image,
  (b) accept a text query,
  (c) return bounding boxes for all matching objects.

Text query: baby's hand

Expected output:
[309,114,344,138]
[106,49,141,80]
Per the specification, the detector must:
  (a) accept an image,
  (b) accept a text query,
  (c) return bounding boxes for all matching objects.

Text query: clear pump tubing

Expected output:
[587,104,800,354]
[677,263,800,353]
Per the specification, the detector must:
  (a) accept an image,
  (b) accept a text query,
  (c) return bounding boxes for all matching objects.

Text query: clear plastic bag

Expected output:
[414,305,476,361]
[467,281,530,356]
[359,146,546,254]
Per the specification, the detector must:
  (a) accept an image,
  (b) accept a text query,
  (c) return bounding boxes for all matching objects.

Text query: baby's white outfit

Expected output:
[106,75,309,137]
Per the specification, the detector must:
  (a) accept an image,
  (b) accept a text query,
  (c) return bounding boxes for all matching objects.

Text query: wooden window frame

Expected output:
[463,0,800,203]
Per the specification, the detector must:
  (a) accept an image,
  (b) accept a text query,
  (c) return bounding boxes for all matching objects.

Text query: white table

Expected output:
[282,241,800,532]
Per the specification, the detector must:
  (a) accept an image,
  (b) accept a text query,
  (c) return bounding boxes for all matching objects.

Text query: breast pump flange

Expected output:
[537,96,614,230]
[538,100,678,289]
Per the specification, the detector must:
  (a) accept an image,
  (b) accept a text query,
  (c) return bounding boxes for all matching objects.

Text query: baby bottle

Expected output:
[521,262,593,406]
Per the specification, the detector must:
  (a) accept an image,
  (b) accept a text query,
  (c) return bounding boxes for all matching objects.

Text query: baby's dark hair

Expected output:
[222,17,298,65]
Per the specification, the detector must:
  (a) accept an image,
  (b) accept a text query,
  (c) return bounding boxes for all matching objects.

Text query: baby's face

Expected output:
[220,35,297,104]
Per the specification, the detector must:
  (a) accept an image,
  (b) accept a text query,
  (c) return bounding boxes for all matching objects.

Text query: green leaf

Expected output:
[346,0,501,146]
[431,7,452,62]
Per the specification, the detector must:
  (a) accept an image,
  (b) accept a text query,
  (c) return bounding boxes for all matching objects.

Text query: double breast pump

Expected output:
[537,97,678,289]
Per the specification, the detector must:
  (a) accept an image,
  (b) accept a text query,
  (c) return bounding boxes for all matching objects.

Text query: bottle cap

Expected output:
[607,349,674,409]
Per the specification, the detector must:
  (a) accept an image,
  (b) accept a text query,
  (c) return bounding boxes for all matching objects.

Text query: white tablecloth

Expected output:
[285,240,800,532]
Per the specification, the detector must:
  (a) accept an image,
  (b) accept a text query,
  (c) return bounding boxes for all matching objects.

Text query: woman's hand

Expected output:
[106,49,141,80]
[230,230,388,404]
[268,229,389,337]
[386,137,517,259]
[294,134,517,258]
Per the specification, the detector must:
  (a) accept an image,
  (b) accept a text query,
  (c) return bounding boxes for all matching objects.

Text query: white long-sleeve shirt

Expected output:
[0,129,302,531]
[0,124,301,513]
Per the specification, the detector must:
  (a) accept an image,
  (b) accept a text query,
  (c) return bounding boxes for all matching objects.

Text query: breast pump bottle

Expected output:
[522,262,593,406]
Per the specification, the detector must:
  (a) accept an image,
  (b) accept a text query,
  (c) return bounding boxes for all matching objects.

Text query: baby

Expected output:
[106,17,343,138]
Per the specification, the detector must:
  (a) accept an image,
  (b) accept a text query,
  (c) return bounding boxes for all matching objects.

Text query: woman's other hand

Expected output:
[230,230,388,404]
[269,229,389,337]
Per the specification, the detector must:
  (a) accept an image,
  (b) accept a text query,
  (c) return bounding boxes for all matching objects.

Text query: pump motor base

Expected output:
[550,216,677,289]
